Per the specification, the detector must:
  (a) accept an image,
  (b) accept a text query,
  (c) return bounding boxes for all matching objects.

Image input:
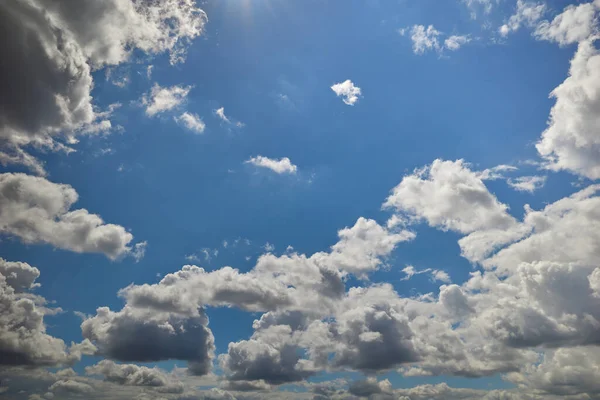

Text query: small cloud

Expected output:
[222,240,229,248]
[410,25,441,54]
[214,107,244,127]
[331,80,362,105]
[245,155,298,174]
[499,0,546,37]
[142,84,191,117]
[73,311,90,321]
[507,175,547,193]
[401,265,451,283]
[431,269,451,283]
[477,164,518,181]
[146,65,153,79]
[132,241,147,262]
[444,35,471,51]
[263,242,275,252]
[175,112,205,134]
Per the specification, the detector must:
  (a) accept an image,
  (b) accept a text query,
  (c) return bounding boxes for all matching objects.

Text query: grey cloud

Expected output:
[0,173,133,259]
[85,360,184,393]
[0,0,206,173]
[0,262,94,367]
[81,306,215,375]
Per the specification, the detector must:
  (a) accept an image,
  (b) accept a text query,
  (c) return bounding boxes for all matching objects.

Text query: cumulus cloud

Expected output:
[245,156,298,174]
[383,159,517,234]
[175,112,206,134]
[0,0,206,173]
[0,262,96,367]
[85,360,184,392]
[81,305,215,376]
[142,84,192,117]
[500,0,546,36]
[534,1,600,46]
[0,173,134,259]
[507,175,547,193]
[331,80,362,105]
[536,35,600,179]
[401,265,451,283]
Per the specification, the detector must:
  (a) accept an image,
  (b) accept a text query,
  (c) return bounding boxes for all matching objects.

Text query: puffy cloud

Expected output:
[348,378,392,398]
[120,217,410,318]
[507,176,546,193]
[500,0,546,36]
[384,159,517,234]
[534,1,600,46]
[509,346,600,397]
[175,112,206,134]
[331,80,362,105]
[81,305,215,376]
[410,25,441,54]
[0,173,133,259]
[0,258,40,292]
[444,35,471,51]
[85,360,184,393]
[142,84,192,117]
[0,262,95,367]
[48,380,93,395]
[0,0,206,172]
[245,156,298,174]
[220,324,317,384]
[536,36,600,179]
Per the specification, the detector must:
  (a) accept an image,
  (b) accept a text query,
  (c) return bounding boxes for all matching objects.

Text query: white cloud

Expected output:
[0,173,133,259]
[444,35,471,51]
[142,84,191,117]
[401,265,451,283]
[410,25,441,54]
[536,34,600,179]
[331,80,362,105]
[534,1,600,46]
[507,175,547,193]
[245,155,298,174]
[175,112,206,133]
[132,241,147,262]
[214,107,244,127]
[383,159,517,234]
[500,0,546,36]
[85,360,183,392]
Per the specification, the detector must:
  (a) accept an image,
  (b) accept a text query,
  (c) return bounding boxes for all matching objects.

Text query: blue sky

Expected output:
[1,0,600,399]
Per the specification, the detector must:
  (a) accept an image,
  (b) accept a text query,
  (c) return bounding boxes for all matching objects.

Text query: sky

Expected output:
[1,0,600,399]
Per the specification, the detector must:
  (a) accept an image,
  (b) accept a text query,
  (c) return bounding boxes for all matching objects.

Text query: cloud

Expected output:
[410,25,441,54]
[500,0,546,36]
[331,80,362,105]
[0,0,206,172]
[142,84,192,117]
[507,175,547,193]
[132,241,148,262]
[0,173,133,259]
[245,156,298,174]
[0,262,95,367]
[85,360,184,392]
[349,377,392,397]
[444,35,471,51]
[534,1,600,46]
[214,107,244,127]
[401,265,451,283]
[383,159,517,234]
[536,30,600,178]
[175,112,206,134]
[81,304,215,376]
[49,380,93,395]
